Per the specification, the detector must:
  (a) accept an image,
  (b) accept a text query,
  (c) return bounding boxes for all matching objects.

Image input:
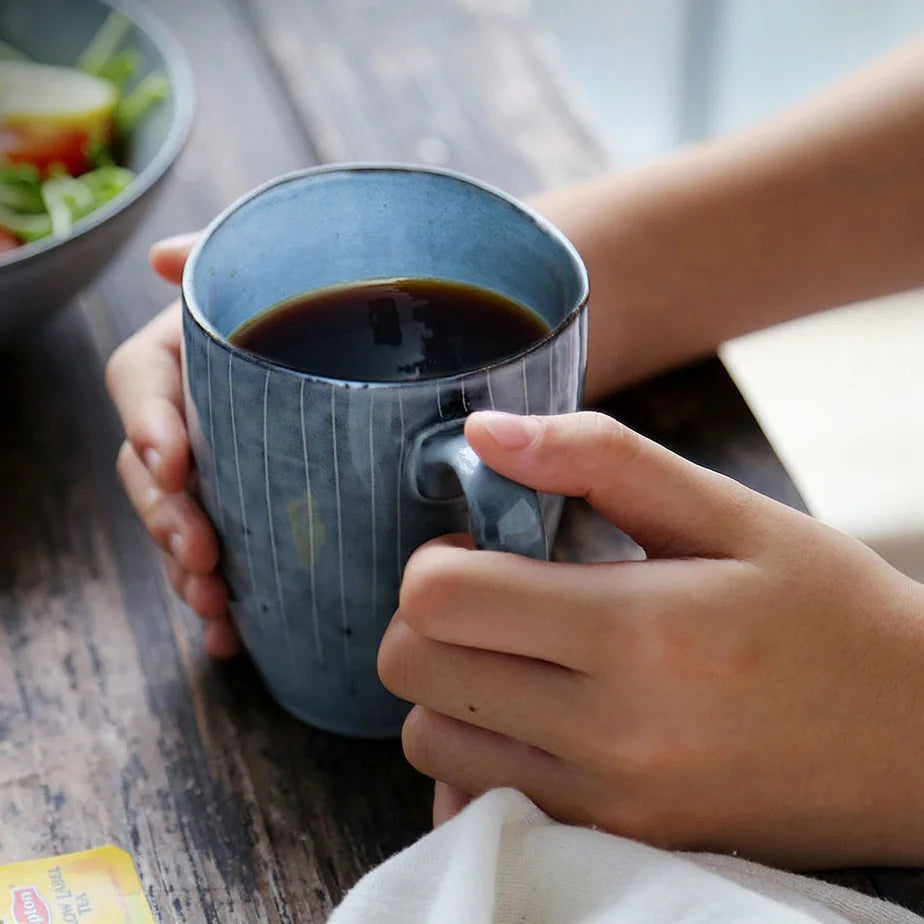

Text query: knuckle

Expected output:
[139,484,167,524]
[596,721,685,782]
[574,411,642,468]
[597,600,674,677]
[590,727,670,784]
[399,543,469,636]
[133,486,176,548]
[721,481,763,531]
[172,492,203,533]
[704,472,773,554]
[162,556,185,594]
[115,441,171,537]
[115,440,134,479]
[105,341,131,398]
[376,619,414,697]
[597,413,643,466]
[579,615,630,676]
[615,733,671,779]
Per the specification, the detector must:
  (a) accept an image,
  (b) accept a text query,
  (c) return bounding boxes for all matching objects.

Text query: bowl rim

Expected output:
[0,0,195,269]
[182,162,590,390]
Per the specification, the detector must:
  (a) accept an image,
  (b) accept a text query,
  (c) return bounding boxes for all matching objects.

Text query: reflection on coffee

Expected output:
[230,277,552,381]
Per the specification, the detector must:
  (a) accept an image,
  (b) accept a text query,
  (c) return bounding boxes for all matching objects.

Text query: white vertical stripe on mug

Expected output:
[331,384,350,676]
[263,370,289,657]
[299,379,323,663]
[229,352,259,630]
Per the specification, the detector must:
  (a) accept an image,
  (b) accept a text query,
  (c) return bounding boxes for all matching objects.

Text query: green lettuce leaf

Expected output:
[0,164,45,213]
[0,204,53,242]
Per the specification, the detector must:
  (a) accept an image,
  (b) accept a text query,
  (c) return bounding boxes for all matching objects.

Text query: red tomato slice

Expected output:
[0,124,93,176]
[0,227,21,255]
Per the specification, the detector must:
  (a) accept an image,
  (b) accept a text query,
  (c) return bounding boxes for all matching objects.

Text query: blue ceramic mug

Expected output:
[181,164,588,737]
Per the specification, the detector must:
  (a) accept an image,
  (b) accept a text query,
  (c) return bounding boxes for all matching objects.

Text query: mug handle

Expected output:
[407,419,549,560]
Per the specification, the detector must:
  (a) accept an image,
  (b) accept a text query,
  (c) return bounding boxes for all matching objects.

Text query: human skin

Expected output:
[380,410,924,867]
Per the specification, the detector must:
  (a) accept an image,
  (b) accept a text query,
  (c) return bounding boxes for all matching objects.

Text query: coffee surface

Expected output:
[230,278,552,381]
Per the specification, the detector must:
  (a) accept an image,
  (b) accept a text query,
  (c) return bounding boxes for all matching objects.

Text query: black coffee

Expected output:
[230,278,552,381]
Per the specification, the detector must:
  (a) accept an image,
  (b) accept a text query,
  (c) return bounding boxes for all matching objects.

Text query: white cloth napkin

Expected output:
[329,788,921,923]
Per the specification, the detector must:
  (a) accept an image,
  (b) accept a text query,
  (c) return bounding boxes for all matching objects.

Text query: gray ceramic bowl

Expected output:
[0,0,194,338]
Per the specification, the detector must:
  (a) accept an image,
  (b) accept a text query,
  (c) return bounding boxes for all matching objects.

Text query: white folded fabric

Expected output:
[329,788,920,923]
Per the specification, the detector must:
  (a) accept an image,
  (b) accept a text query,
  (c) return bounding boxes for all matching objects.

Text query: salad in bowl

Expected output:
[0,0,192,338]
[0,11,168,254]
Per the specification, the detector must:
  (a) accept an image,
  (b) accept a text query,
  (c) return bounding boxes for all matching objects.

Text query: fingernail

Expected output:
[152,232,198,252]
[169,531,184,560]
[143,448,162,479]
[477,411,541,450]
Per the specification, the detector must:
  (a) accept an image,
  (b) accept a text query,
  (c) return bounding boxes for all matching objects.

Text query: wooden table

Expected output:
[1,0,922,919]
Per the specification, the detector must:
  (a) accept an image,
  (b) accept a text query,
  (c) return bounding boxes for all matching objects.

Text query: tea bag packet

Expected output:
[1,846,154,923]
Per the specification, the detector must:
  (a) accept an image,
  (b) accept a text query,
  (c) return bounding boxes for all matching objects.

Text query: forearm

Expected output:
[532,37,924,400]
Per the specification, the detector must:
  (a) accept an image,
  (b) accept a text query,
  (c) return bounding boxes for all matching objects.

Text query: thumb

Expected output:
[464,410,760,559]
[149,231,202,285]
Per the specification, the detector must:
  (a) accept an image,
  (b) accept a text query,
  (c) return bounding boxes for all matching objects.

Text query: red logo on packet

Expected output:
[10,886,52,924]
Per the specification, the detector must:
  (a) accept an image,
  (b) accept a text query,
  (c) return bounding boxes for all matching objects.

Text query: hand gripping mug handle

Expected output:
[407,419,549,560]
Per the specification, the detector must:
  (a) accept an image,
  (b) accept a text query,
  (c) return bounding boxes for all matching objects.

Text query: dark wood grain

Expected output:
[243,0,607,194]
[1,0,921,919]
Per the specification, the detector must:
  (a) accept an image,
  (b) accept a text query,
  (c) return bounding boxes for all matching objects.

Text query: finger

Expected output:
[118,441,220,574]
[163,555,240,657]
[184,572,230,622]
[204,620,243,659]
[149,232,201,285]
[465,411,762,559]
[164,555,230,621]
[107,301,190,493]
[401,535,635,669]
[433,781,472,827]
[402,706,588,826]
[379,613,582,756]
[163,554,186,595]
[399,537,751,683]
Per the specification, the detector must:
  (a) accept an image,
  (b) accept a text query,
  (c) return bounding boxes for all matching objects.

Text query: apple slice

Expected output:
[0,60,117,175]
[0,60,116,127]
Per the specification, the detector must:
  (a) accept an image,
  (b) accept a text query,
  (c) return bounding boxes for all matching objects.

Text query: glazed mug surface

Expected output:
[182,163,588,737]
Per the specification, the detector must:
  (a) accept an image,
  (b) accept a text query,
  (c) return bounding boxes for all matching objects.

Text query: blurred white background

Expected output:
[533,0,924,578]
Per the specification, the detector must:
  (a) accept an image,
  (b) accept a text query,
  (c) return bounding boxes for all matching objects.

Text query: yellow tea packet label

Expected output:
[1,846,154,924]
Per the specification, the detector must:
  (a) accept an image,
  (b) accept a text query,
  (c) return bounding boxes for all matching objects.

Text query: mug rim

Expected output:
[181,162,589,389]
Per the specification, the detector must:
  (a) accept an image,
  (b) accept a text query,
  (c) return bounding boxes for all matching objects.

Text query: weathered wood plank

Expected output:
[243,0,608,194]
